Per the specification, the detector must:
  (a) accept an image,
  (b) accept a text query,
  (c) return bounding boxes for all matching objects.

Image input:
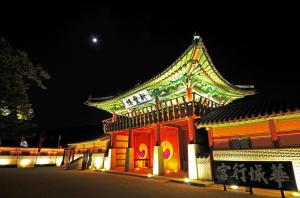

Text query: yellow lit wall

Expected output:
[0,156,17,165]
[104,149,116,170]
[0,156,64,168]
[0,147,64,168]
[115,142,128,148]
[116,135,128,141]
[212,122,269,138]
[197,157,212,180]
[55,156,63,167]
[17,156,36,168]
[91,153,105,170]
[68,138,110,154]
[276,118,300,132]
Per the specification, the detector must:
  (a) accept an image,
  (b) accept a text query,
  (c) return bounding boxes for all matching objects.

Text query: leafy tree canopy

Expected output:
[0,37,50,139]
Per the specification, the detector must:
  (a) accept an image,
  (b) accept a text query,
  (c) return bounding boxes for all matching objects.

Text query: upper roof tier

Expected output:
[86,35,255,115]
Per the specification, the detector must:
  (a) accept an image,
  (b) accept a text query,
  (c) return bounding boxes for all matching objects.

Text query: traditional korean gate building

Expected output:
[85,35,256,178]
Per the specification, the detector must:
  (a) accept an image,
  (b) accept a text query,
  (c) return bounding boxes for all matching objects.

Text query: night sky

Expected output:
[1,4,299,130]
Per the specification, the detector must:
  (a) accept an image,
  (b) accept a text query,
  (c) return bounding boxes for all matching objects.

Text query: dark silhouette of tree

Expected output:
[0,37,50,140]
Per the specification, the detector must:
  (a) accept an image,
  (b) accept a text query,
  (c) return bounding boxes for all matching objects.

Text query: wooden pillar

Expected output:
[207,128,213,148]
[187,118,198,179]
[155,96,161,111]
[267,119,279,147]
[155,123,161,146]
[188,118,196,144]
[125,128,134,172]
[112,111,117,122]
[186,87,193,102]
[110,133,115,149]
[153,123,164,175]
[127,128,134,148]
[207,127,215,181]
[175,127,182,170]
[71,147,75,161]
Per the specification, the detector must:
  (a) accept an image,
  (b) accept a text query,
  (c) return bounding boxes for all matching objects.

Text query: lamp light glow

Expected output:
[230,185,239,190]
[94,157,102,169]
[36,158,50,165]
[292,192,300,197]
[56,158,63,167]
[20,159,31,167]
[0,159,9,165]
[184,178,190,183]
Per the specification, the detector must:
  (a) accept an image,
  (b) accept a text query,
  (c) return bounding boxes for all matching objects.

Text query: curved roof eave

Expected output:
[87,44,195,107]
[86,38,256,112]
[199,44,255,96]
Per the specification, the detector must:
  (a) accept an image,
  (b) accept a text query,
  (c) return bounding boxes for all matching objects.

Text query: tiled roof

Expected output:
[197,95,300,125]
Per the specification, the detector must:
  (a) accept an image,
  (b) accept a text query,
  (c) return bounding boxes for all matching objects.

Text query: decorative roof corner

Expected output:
[193,32,203,46]
[235,85,255,89]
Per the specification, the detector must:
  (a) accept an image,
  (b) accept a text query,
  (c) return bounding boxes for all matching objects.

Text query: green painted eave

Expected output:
[86,38,255,114]
[86,45,195,113]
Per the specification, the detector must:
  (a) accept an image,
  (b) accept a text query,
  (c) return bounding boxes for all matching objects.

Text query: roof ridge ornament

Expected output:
[193,32,203,46]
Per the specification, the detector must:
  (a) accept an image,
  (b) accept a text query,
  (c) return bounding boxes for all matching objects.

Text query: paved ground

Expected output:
[0,167,277,198]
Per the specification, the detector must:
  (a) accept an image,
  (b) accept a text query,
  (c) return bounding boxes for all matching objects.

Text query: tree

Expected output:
[0,37,50,140]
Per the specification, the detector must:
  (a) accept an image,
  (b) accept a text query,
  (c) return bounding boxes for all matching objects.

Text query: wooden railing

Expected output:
[103,93,220,133]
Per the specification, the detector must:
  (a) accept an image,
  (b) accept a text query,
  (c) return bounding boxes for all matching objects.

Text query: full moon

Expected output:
[92,37,98,43]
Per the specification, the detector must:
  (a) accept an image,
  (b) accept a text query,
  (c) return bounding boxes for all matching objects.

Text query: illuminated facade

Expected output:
[0,147,64,168]
[85,35,255,178]
[66,35,300,193]
[197,98,300,189]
